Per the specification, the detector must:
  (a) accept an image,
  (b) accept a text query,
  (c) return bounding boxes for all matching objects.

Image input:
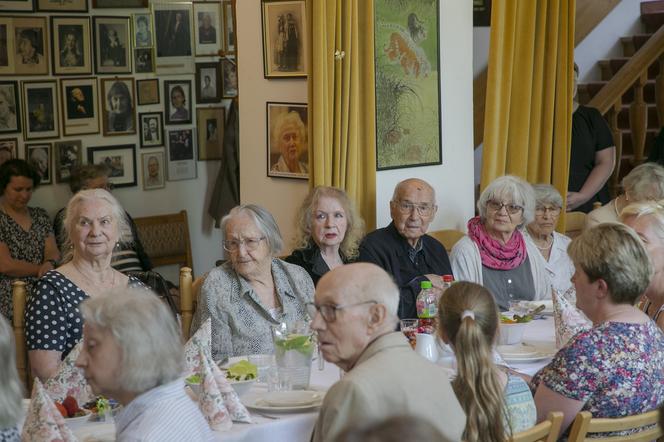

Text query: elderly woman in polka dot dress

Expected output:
[26,189,143,381]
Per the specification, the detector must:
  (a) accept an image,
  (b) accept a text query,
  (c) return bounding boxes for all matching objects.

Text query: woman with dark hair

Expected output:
[0,159,59,320]
[169,85,189,121]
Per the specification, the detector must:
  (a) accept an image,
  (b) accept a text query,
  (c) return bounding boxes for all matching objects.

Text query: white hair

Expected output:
[220,204,284,255]
[478,175,536,226]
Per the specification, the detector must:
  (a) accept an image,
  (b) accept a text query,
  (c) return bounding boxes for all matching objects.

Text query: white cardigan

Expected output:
[450,234,552,301]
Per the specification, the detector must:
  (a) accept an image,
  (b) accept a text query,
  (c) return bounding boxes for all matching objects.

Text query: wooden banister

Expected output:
[179,266,193,339]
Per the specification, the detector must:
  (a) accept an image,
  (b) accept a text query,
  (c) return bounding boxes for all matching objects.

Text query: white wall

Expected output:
[376,0,475,231]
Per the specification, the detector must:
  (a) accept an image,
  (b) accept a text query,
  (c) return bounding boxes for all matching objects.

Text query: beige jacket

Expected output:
[312,332,465,442]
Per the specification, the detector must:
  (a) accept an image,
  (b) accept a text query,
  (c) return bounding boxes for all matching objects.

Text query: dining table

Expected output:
[22,316,557,442]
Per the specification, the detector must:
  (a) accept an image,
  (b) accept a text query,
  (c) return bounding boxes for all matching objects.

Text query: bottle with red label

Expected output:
[416,280,437,333]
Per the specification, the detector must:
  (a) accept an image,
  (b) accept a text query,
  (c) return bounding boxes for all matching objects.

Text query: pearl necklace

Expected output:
[534,235,553,251]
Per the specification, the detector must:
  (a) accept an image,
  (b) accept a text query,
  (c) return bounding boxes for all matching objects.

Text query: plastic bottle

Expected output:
[416,280,437,333]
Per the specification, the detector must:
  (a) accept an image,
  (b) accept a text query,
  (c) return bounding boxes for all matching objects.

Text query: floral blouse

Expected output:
[532,321,664,434]
[0,207,53,320]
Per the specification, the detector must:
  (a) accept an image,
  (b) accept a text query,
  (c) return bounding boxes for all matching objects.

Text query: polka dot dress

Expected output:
[25,270,142,359]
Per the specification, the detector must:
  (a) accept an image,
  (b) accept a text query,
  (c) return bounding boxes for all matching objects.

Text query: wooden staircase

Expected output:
[577,0,664,196]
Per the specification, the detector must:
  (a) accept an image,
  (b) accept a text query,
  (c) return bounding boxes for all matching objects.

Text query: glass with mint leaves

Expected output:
[271,321,314,390]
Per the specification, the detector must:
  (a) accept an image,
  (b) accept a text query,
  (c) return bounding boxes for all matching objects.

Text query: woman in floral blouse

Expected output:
[531,223,664,436]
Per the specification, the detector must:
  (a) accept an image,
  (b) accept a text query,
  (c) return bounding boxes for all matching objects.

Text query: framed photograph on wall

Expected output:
[196,107,224,161]
[0,0,33,12]
[167,128,196,181]
[221,57,237,98]
[132,13,153,48]
[0,138,18,165]
[193,2,222,57]
[223,0,235,54]
[100,77,136,136]
[141,150,165,190]
[261,0,307,78]
[163,79,191,125]
[87,144,137,188]
[266,102,308,179]
[139,112,163,148]
[136,79,159,105]
[37,0,88,12]
[22,80,59,141]
[0,17,14,76]
[0,81,20,134]
[14,17,50,76]
[54,139,82,183]
[93,0,148,7]
[153,2,194,74]
[60,77,99,136]
[51,16,92,76]
[93,16,132,74]
[195,62,220,104]
[26,142,52,184]
[134,48,154,73]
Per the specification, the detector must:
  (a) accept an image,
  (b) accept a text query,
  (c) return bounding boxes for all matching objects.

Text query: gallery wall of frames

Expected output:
[0,0,237,190]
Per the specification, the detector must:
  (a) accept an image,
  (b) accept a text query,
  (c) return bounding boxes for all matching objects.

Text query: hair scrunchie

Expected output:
[461,310,475,321]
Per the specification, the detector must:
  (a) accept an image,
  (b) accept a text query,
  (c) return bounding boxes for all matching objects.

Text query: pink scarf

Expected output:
[467,216,527,270]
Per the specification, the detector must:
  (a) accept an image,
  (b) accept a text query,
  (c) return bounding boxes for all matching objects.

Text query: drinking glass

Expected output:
[248,353,275,383]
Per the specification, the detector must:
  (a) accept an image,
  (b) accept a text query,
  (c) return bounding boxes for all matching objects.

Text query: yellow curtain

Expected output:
[308,0,377,230]
[480,0,575,226]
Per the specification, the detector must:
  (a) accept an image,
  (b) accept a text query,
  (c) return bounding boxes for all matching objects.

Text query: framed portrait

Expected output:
[0,0,33,12]
[139,112,163,148]
[195,62,220,104]
[51,16,92,76]
[59,77,99,136]
[13,17,50,76]
[221,57,237,98]
[87,144,137,188]
[22,80,59,141]
[261,0,307,78]
[136,79,159,105]
[132,13,153,48]
[0,17,14,75]
[26,142,52,184]
[37,0,88,12]
[223,0,235,54]
[0,81,20,134]
[93,16,131,74]
[100,77,136,136]
[153,2,194,74]
[0,138,18,166]
[193,2,222,57]
[164,80,192,125]
[167,128,196,181]
[93,0,148,7]
[266,101,308,179]
[196,107,224,161]
[141,151,165,190]
[134,48,154,74]
[54,139,82,183]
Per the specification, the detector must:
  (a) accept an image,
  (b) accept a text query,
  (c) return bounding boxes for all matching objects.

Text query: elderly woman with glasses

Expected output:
[450,176,550,310]
[525,184,574,294]
[192,204,314,361]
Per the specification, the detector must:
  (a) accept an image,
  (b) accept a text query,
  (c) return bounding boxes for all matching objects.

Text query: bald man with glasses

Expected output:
[358,178,453,319]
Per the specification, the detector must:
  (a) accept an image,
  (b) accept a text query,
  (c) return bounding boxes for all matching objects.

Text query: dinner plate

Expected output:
[242,390,324,412]
[496,344,539,358]
[262,391,322,407]
[500,353,554,363]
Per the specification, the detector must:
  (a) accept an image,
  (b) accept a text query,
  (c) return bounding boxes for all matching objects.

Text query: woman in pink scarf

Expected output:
[450,175,551,310]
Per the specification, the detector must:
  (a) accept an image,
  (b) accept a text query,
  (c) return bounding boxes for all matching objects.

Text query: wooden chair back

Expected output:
[428,229,466,253]
[179,266,204,340]
[567,409,663,442]
[12,280,29,391]
[565,211,587,239]
[510,412,563,442]
[134,210,193,273]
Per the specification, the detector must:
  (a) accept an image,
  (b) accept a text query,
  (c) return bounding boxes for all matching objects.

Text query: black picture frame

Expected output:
[100,77,136,136]
[0,0,33,12]
[134,47,154,74]
[221,57,237,98]
[195,62,221,104]
[163,79,192,125]
[139,111,164,148]
[87,143,137,188]
[54,139,82,183]
[0,81,21,134]
[136,79,159,105]
[93,0,148,7]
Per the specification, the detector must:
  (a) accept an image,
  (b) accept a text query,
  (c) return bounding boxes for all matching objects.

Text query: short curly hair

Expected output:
[0,159,41,194]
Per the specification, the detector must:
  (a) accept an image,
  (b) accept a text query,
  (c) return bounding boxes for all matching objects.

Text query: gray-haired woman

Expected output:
[192,204,314,361]
[525,184,574,294]
[26,189,144,381]
[586,162,664,228]
[0,316,22,442]
[450,176,550,310]
[76,288,214,441]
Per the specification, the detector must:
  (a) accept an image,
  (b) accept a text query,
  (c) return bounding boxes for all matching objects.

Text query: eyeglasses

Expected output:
[222,236,265,252]
[535,206,561,215]
[487,200,523,215]
[393,201,435,217]
[306,300,377,323]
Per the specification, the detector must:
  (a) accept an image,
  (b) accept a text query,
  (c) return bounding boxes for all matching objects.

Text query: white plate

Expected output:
[497,344,539,358]
[501,353,554,363]
[262,390,322,407]
[242,390,324,412]
[64,410,93,428]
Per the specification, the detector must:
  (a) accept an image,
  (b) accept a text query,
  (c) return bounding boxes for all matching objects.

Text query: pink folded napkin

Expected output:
[22,378,78,442]
[552,287,592,348]
[184,318,212,377]
[45,342,94,405]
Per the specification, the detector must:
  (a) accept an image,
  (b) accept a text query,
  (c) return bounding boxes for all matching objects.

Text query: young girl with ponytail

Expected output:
[438,281,536,441]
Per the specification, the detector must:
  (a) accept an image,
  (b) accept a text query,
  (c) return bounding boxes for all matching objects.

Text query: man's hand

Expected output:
[566,191,588,211]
